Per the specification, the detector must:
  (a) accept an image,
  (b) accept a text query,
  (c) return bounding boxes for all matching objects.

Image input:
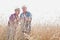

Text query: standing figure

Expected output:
[20,6,32,40]
[8,8,20,40]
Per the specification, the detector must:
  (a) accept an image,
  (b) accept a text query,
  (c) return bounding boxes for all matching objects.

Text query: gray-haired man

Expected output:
[20,6,32,40]
[20,6,32,34]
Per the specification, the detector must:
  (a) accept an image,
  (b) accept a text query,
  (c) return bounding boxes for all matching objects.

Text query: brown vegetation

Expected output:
[0,24,60,40]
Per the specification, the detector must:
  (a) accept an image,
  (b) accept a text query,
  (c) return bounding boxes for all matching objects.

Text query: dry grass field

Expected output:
[0,24,60,40]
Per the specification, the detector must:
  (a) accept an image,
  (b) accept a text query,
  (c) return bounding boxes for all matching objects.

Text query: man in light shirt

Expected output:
[20,6,32,40]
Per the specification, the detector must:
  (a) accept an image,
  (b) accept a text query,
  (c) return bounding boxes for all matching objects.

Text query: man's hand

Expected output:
[25,17,28,21]
[26,17,31,22]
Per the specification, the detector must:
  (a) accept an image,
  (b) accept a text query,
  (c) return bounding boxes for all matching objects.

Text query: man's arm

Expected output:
[26,12,32,22]
[8,14,15,25]
[29,12,32,21]
[8,15,13,26]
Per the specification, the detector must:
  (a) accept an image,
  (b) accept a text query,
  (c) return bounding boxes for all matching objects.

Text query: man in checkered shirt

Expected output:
[20,6,32,35]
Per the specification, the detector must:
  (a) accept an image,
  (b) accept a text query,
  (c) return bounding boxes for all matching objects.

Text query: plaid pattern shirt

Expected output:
[20,11,32,34]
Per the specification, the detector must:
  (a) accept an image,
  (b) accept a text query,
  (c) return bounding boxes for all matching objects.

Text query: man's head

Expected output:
[15,8,20,15]
[22,5,27,13]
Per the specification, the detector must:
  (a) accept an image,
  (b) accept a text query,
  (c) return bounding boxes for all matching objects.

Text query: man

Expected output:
[8,8,20,40]
[20,6,32,40]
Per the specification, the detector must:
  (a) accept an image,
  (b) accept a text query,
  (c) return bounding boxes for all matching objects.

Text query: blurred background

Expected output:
[0,0,60,25]
[0,0,60,40]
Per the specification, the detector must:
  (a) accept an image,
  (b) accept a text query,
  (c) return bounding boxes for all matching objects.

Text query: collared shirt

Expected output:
[9,13,17,21]
[20,11,32,20]
[8,13,19,26]
[20,11,32,34]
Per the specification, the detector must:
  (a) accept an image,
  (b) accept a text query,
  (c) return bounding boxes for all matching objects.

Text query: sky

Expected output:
[0,0,60,25]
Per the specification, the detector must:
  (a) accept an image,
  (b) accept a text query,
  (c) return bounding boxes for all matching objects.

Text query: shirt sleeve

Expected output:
[9,14,15,21]
[28,12,32,20]
[30,13,32,19]
[20,14,22,18]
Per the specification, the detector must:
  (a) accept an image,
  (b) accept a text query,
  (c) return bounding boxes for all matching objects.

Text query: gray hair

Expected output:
[22,5,27,9]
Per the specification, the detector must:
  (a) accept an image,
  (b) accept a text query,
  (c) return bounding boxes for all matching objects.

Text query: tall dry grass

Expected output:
[0,24,60,40]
